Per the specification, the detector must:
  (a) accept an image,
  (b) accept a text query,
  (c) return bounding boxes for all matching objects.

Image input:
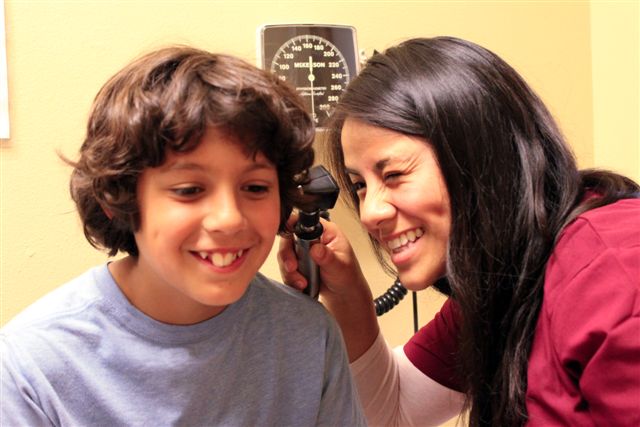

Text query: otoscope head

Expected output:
[293,165,339,240]
[298,165,340,211]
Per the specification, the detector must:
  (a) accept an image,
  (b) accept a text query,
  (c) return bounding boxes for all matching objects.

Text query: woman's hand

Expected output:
[278,215,379,361]
[277,216,370,302]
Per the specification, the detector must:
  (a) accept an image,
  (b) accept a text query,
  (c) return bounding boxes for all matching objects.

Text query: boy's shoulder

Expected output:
[249,273,335,326]
[1,265,113,382]
[1,265,108,336]
[242,273,346,361]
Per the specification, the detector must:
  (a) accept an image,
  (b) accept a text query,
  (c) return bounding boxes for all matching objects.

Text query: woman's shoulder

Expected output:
[543,197,639,314]
[537,199,639,378]
[573,197,640,236]
[553,197,639,266]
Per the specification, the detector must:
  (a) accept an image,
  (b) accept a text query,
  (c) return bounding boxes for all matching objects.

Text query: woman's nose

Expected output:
[359,189,395,231]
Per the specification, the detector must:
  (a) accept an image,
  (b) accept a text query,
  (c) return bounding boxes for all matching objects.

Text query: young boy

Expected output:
[0,46,366,426]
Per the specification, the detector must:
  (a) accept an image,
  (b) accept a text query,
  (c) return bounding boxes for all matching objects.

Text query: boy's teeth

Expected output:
[200,250,245,267]
[388,228,423,250]
[212,253,224,266]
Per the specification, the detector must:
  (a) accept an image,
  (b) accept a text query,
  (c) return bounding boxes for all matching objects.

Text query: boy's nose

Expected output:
[202,192,245,233]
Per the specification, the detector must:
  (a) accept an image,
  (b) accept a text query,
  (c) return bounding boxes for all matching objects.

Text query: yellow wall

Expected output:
[1,0,638,360]
[591,1,639,180]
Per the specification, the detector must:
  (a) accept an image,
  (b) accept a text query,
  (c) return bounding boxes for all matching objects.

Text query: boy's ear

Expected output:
[100,203,114,220]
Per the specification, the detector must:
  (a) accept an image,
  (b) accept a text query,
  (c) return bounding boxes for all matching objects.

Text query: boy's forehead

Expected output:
[158,144,274,172]
[142,126,277,174]
[160,159,208,172]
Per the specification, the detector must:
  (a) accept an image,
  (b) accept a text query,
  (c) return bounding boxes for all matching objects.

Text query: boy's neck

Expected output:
[108,257,228,325]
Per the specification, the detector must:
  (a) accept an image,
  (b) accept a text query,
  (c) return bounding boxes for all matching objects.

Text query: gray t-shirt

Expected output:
[1,264,366,426]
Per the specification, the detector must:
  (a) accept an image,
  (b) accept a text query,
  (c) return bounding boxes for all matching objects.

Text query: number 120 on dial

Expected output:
[258,24,359,129]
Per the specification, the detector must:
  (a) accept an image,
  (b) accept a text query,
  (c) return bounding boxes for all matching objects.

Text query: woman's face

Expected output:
[341,117,451,290]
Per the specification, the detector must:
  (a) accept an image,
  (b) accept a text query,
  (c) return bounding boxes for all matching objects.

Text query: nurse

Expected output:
[279,36,640,426]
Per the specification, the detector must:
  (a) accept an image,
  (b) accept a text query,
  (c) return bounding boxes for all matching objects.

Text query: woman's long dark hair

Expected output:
[326,37,639,426]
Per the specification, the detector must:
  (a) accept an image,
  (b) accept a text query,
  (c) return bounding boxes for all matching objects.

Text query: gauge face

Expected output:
[270,35,349,127]
[259,25,358,129]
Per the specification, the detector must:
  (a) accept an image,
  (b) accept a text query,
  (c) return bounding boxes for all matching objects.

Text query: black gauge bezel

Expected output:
[258,24,358,129]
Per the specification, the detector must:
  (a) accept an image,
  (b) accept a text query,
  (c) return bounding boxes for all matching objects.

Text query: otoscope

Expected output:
[294,165,340,299]
[294,165,410,318]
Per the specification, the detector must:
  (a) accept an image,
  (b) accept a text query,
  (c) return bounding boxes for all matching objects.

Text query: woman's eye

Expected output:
[172,186,203,197]
[384,172,402,181]
[350,181,365,192]
[349,181,366,200]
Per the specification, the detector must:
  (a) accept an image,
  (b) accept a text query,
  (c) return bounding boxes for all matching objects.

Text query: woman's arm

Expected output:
[278,218,465,425]
[278,218,379,361]
[351,332,465,426]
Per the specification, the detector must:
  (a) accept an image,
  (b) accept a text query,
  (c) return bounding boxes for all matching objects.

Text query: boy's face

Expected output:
[126,127,281,324]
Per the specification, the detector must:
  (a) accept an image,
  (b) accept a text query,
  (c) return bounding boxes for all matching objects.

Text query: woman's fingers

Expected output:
[277,232,309,291]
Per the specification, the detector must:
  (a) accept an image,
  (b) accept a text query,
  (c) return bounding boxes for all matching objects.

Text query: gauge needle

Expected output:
[308,56,316,121]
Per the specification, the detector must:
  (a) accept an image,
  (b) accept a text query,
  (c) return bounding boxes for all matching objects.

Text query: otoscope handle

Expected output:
[292,165,339,300]
[294,210,323,299]
[295,238,320,299]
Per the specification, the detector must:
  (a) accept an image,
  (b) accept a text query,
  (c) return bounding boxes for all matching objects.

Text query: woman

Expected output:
[279,36,640,426]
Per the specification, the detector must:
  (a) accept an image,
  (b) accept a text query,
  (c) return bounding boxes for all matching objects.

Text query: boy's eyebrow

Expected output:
[163,159,275,172]
[164,161,206,172]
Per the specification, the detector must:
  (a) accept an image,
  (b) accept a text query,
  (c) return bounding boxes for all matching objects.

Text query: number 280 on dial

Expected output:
[258,24,359,129]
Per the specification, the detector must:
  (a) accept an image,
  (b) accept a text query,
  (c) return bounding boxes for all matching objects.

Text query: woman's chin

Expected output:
[397,269,444,292]
[396,275,431,291]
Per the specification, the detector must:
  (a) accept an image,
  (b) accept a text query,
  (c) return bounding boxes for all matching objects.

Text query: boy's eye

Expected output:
[172,186,203,197]
[243,184,270,194]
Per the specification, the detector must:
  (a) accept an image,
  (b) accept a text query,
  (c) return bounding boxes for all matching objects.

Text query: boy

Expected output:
[1,46,366,426]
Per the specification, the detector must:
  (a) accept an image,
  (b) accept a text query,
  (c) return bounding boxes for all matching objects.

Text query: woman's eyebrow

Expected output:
[374,158,391,172]
[345,167,360,176]
[345,157,395,177]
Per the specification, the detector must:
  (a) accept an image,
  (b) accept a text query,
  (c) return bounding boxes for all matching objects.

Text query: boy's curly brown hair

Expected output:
[69,46,315,256]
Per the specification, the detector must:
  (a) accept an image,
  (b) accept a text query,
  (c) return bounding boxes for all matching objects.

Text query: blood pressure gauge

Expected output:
[258,24,359,129]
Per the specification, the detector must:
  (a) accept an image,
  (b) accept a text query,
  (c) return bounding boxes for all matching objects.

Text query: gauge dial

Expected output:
[270,35,349,127]
[259,25,358,129]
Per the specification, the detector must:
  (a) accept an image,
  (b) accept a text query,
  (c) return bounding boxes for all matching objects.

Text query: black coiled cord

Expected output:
[374,278,408,316]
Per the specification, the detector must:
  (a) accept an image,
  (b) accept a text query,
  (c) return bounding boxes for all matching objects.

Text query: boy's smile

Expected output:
[193,249,246,268]
[109,127,281,325]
